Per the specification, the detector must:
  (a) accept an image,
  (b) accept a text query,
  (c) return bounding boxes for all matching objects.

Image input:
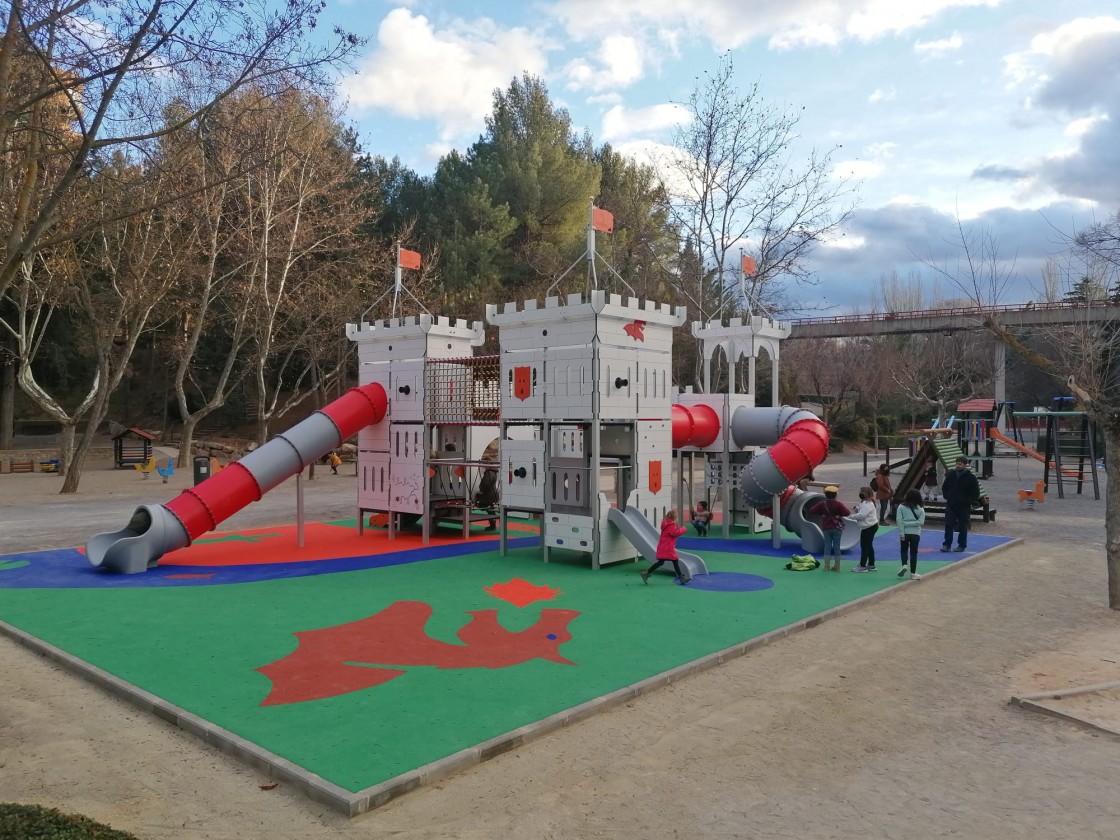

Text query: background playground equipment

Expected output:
[1018,480,1046,509]
[156,459,174,483]
[1001,402,1101,500]
[954,399,1023,479]
[86,383,388,573]
[112,426,155,468]
[891,434,997,523]
[133,457,157,479]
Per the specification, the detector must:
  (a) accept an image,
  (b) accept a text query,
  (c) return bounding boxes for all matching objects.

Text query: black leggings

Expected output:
[648,558,685,579]
[860,524,878,566]
[900,534,920,572]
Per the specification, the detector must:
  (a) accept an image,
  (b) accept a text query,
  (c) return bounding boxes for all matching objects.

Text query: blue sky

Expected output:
[321,1,1120,314]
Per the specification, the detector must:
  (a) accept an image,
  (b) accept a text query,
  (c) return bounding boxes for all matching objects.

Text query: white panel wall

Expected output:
[598,347,636,419]
[358,452,391,509]
[500,438,545,510]
[499,355,545,420]
[390,361,425,422]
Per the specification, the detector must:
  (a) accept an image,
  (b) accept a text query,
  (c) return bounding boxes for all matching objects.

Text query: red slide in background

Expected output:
[989,427,1082,478]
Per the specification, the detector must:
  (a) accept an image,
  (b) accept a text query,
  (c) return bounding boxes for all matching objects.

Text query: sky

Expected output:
[320,0,1120,315]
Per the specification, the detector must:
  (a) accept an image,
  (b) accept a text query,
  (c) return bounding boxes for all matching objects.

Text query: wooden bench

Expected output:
[911,499,996,523]
[9,460,35,474]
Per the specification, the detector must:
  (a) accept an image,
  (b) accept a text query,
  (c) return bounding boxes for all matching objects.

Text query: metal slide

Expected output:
[990,427,1081,478]
[729,405,860,553]
[86,383,388,574]
[606,501,708,581]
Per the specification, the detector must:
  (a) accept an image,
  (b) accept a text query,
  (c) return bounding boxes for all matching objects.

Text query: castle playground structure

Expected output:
[344,292,856,580]
[86,211,857,575]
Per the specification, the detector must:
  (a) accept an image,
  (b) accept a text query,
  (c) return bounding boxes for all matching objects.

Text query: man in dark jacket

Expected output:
[941,456,980,551]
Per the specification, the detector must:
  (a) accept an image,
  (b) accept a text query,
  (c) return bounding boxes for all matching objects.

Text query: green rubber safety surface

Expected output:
[0,535,961,794]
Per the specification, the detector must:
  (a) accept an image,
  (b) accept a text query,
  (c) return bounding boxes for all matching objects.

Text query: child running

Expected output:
[641,509,691,585]
[896,488,927,580]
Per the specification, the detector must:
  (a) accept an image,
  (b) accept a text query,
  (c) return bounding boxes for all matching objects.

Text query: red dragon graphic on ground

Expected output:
[256,600,580,706]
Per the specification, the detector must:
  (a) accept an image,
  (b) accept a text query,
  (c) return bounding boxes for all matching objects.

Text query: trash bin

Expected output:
[193,455,211,485]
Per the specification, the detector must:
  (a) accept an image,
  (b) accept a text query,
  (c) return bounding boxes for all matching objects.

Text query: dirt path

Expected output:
[1,453,1117,838]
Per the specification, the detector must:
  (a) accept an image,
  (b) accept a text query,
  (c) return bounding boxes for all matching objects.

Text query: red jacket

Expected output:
[656,517,687,559]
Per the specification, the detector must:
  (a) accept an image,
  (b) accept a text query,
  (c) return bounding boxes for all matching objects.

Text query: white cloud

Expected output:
[338,9,549,142]
[565,35,645,91]
[832,159,884,180]
[868,87,896,104]
[914,31,963,56]
[1064,116,1102,138]
[1003,16,1120,92]
[847,1,995,42]
[600,103,691,143]
[545,0,1000,52]
[1000,17,1120,204]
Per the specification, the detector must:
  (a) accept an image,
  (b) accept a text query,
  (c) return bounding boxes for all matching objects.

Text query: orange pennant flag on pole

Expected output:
[741,255,757,276]
[398,248,421,270]
[591,207,614,234]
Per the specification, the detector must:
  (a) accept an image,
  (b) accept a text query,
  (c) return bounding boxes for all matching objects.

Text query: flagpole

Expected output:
[393,242,404,319]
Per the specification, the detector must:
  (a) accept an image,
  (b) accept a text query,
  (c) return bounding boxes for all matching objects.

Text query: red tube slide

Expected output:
[86,383,387,573]
[165,383,387,540]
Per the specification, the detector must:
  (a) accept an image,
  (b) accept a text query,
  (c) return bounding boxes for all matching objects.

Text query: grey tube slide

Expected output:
[730,405,860,554]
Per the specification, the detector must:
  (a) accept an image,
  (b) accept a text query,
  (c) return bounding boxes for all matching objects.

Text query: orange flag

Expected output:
[741,255,757,276]
[398,248,421,270]
[591,207,614,234]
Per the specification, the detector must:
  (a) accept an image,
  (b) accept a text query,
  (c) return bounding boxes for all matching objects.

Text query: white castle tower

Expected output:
[346,313,490,543]
[487,291,686,567]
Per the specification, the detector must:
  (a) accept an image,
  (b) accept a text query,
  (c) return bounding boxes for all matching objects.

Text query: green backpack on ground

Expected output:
[785,553,820,571]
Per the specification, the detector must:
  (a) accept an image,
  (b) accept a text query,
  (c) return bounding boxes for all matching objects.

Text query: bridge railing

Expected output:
[788,299,1101,327]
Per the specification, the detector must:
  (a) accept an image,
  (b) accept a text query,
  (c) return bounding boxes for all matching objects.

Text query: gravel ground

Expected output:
[1,448,1118,839]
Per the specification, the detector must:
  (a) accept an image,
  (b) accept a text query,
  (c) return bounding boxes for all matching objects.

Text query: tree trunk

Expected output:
[0,357,13,450]
[177,417,199,470]
[58,422,78,490]
[1105,427,1119,610]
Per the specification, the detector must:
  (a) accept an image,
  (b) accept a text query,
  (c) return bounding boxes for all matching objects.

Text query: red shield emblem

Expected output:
[513,366,532,401]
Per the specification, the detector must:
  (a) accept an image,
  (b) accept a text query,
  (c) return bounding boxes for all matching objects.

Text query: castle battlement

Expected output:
[346,314,485,344]
[487,290,685,328]
[691,315,791,341]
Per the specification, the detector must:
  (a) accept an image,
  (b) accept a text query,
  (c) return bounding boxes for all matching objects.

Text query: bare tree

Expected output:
[889,331,996,425]
[781,337,865,428]
[660,53,857,387]
[156,109,256,468]
[2,160,182,491]
[228,90,376,443]
[0,0,359,300]
[935,213,1120,608]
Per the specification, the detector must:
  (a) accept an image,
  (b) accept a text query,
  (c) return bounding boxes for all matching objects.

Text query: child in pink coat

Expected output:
[641,510,690,585]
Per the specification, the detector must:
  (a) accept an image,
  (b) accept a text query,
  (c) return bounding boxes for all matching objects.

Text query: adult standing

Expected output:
[941,456,980,551]
[848,486,880,572]
[872,464,893,524]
